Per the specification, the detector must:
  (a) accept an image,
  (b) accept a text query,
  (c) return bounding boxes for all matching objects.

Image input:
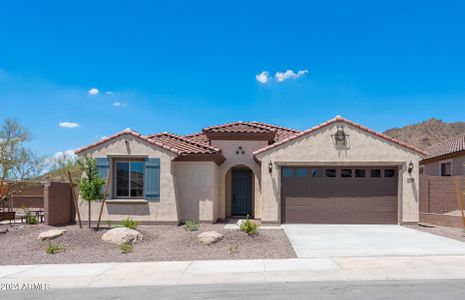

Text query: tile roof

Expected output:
[185,121,301,143]
[202,121,276,134]
[422,133,465,160]
[75,128,220,155]
[183,132,210,145]
[148,132,221,154]
[253,116,427,157]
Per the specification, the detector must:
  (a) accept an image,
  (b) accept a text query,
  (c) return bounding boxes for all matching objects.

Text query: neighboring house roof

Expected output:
[253,116,427,157]
[183,132,210,145]
[422,133,465,161]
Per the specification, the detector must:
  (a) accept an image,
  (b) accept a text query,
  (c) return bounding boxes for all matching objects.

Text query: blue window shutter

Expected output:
[144,158,160,201]
[95,157,110,197]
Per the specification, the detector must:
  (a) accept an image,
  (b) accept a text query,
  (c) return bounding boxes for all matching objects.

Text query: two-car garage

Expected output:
[280,166,399,224]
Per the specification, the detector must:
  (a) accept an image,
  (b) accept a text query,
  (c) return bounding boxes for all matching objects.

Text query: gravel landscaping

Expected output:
[404,224,465,243]
[0,223,296,265]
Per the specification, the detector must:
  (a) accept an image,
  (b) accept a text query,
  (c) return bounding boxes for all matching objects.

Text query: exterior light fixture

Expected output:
[332,126,348,146]
[408,161,414,174]
[268,161,273,174]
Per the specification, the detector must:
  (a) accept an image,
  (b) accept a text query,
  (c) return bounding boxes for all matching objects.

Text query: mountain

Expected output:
[383,118,465,150]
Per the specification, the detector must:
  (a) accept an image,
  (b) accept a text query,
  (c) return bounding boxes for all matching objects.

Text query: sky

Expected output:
[1,0,465,157]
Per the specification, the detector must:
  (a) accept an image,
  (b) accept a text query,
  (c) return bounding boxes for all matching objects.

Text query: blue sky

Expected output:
[1,1,465,156]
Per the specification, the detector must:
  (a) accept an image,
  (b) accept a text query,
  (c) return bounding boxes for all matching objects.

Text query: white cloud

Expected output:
[255,71,270,84]
[88,87,99,96]
[59,122,80,128]
[275,69,309,82]
[113,101,121,107]
[101,136,108,139]
[48,150,77,166]
[53,150,76,160]
[106,91,114,95]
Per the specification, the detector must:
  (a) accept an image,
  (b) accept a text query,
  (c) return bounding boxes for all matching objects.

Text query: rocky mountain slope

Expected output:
[384,118,465,150]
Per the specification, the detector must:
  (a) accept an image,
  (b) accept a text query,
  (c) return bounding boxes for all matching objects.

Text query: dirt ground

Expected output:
[0,223,296,265]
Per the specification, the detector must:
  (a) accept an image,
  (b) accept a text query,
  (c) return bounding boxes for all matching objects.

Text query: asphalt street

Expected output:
[2,279,465,300]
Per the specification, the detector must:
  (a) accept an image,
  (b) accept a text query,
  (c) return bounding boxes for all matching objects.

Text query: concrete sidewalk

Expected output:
[2,255,465,289]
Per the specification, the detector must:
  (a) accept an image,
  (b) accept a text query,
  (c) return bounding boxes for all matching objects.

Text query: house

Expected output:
[420,134,465,176]
[74,116,424,224]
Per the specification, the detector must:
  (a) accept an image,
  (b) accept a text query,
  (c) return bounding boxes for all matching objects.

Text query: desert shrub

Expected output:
[46,241,65,255]
[240,215,259,236]
[184,219,200,231]
[120,243,134,254]
[121,217,138,229]
[229,244,240,255]
[25,213,39,225]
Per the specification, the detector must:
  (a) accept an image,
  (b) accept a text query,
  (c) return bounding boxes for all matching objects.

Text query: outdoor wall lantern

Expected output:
[408,161,414,174]
[268,161,273,174]
[332,126,348,146]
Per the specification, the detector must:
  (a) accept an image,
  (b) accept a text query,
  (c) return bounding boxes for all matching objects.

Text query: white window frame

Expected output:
[438,159,453,176]
[114,160,145,199]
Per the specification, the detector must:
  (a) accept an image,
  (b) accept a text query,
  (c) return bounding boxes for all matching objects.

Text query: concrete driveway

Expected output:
[283,224,465,258]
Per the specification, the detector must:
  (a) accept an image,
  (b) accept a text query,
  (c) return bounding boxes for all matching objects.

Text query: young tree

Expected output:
[78,156,105,228]
[0,118,46,207]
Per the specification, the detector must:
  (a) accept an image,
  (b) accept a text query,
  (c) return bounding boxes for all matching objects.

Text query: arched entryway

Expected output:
[226,166,254,217]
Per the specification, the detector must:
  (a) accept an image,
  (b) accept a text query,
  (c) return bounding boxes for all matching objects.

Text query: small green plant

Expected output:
[46,241,65,255]
[105,220,113,228]
[229,244,240,256]
[121,217,138,229]
[25,214,39,225]
[240,215,259,236]
[184,219,200,231]
[120,242,134,254]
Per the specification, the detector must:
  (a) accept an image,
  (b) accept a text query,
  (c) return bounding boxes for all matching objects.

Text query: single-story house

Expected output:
[420,134,465,176]
[74,116,424,224]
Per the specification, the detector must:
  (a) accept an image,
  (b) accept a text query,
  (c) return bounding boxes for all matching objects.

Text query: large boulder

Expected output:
[102,227,143,245]
[37,229,66,241]
[198,231,224,245]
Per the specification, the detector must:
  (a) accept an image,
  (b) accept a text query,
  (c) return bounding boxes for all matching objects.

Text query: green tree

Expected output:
[78,156,105,228]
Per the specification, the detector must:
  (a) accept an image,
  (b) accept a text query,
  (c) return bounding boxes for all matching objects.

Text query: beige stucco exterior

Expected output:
[255,122,422,224]
[210,140,266,219]
[77,133,219,223]
[76,120,423,225]
[421,154,465,176]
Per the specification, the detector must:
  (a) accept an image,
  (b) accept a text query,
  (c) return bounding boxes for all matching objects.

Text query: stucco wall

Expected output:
[77,133,180,223]
[173,161,218,222]
[421,155,465,176]
[211,140,266,219]
[256,122,422,224]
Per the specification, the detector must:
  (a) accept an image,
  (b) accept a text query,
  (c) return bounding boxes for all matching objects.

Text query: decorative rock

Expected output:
[37,229,66,241]
[198,231,224,245]
[102,227,143,245]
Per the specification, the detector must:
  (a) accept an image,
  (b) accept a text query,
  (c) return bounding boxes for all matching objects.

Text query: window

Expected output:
[296,168,308,177]
[384,169,395,177]
[325,169,337,177]
[282,167,293,177]
[441,162,452,176]
[311,168,323,177]
[355,169,366,177]
[341,169,352,177]
[370,169,381,178]
[115,161,144,198]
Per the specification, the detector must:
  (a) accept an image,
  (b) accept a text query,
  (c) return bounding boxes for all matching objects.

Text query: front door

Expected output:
[231,168,253,216]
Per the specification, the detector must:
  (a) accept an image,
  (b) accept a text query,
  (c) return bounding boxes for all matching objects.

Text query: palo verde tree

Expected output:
[78,156,105,228]
[0,118,46,206]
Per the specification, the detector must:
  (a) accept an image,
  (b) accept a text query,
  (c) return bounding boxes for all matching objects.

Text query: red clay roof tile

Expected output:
[422,133,465,160]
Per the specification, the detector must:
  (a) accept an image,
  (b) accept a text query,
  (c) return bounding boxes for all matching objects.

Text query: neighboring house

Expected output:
[420,134,465,176]
[74,116,424,225]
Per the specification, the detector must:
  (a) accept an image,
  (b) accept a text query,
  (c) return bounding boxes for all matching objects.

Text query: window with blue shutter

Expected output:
[95,157,110,197]
[144,158,160,201]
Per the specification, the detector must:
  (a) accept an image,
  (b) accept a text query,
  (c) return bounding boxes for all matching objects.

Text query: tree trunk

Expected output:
[88,201,91,229]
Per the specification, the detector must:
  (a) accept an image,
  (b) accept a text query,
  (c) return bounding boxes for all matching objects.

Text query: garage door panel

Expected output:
[281,167,398,224]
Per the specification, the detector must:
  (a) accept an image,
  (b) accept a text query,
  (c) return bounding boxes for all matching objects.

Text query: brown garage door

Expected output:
[281,167,398,224]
